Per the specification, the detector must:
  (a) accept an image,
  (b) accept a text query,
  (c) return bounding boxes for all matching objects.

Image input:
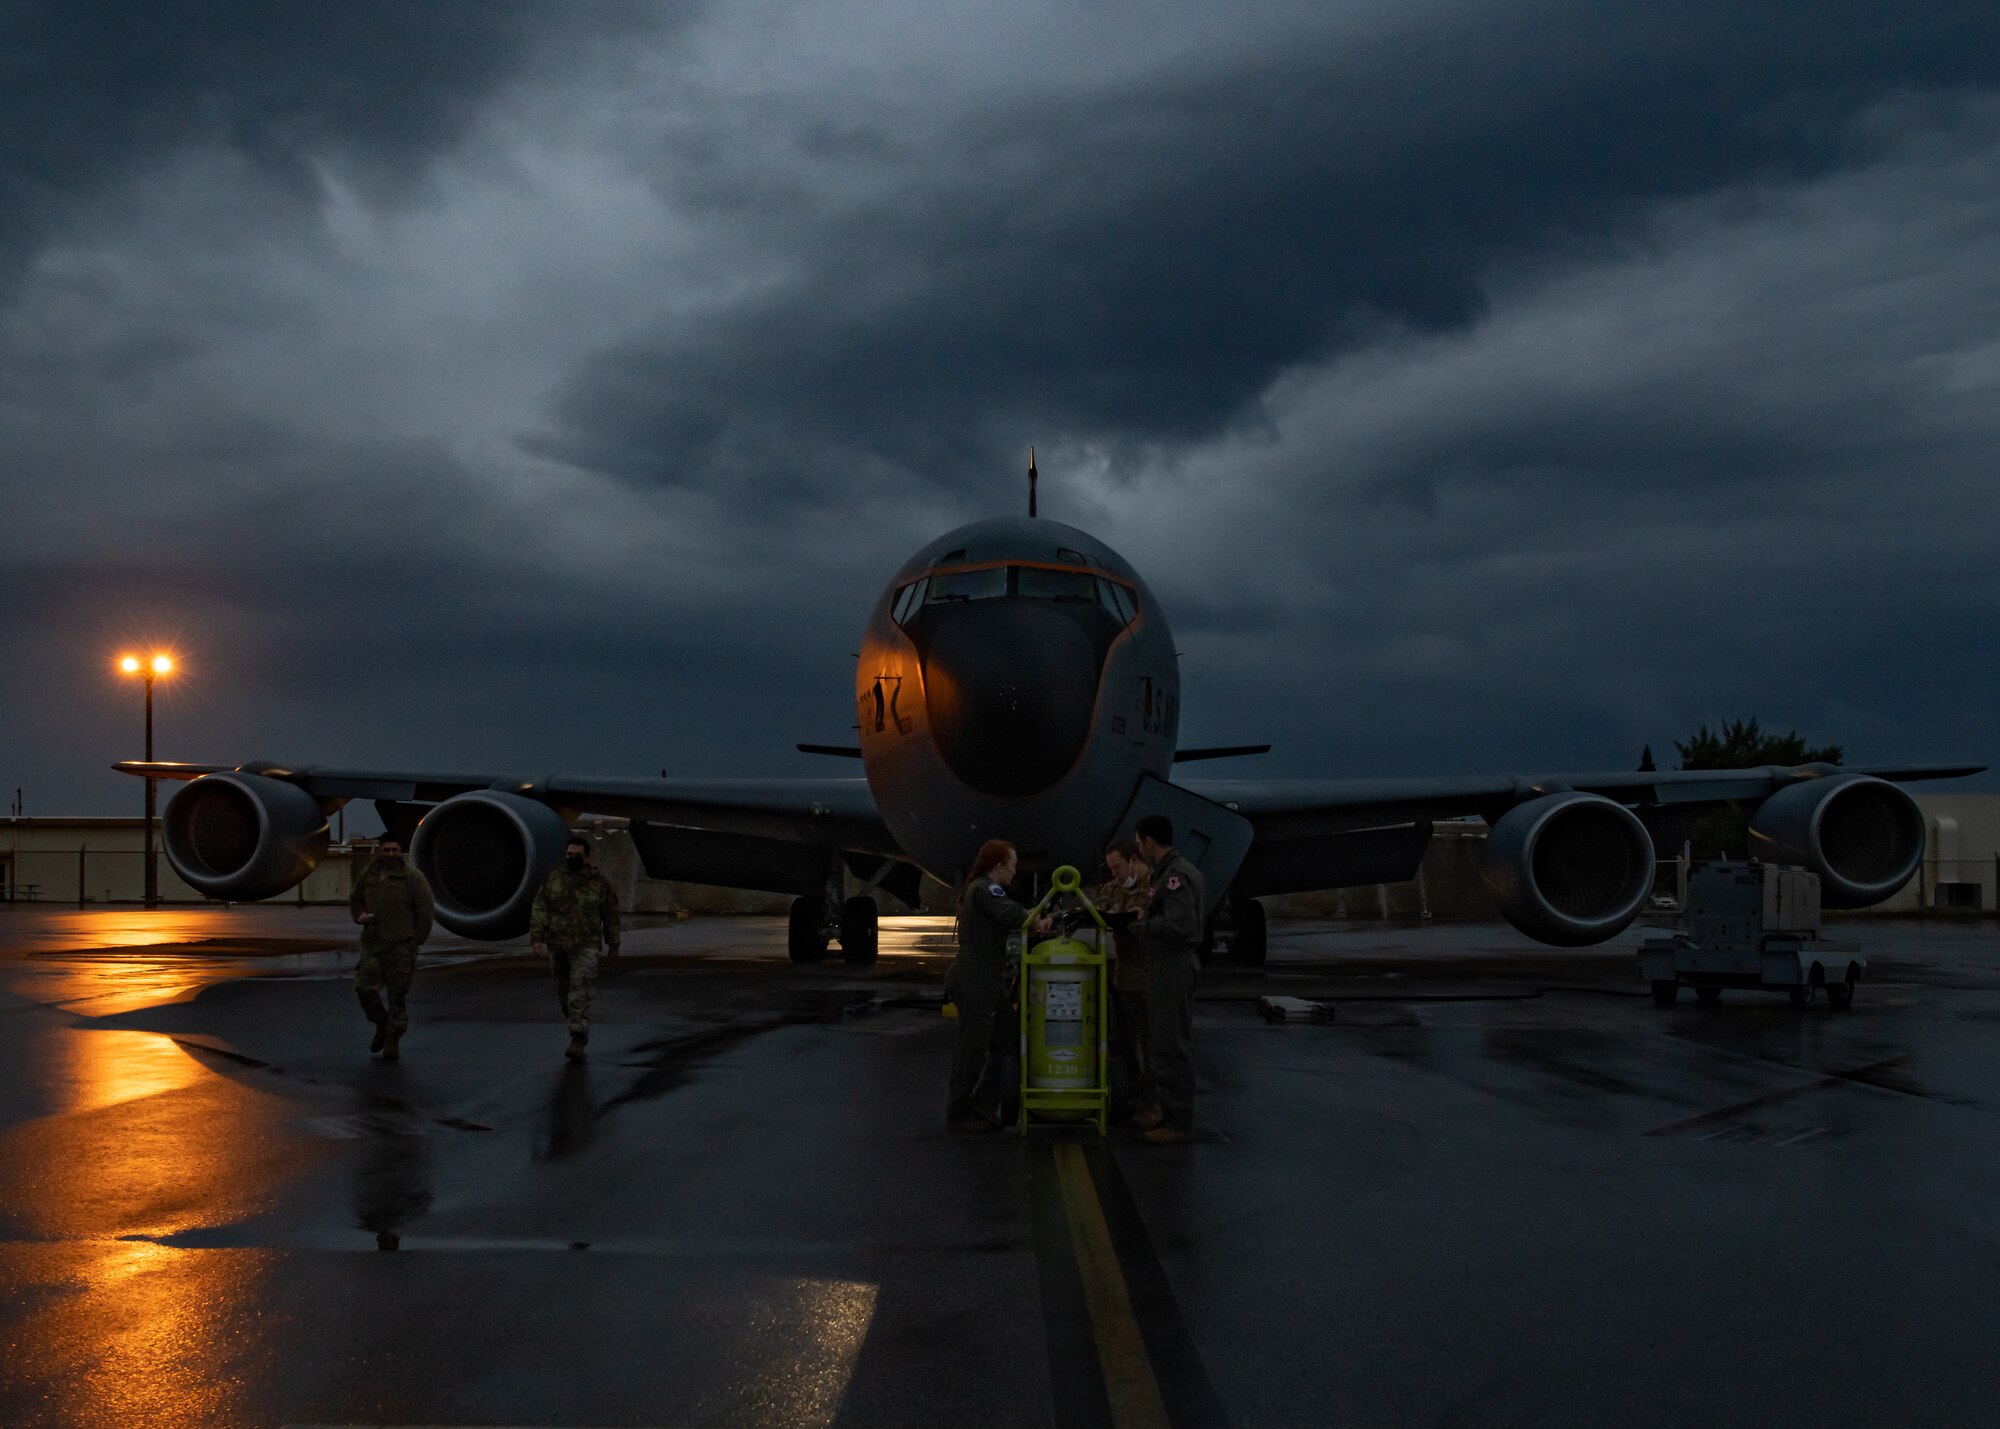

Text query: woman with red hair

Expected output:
[946,840,1045,1132]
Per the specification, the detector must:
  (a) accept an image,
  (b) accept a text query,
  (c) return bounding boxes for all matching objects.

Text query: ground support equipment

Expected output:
[1016,865,1111,1134]
[1638,861,1864,1009]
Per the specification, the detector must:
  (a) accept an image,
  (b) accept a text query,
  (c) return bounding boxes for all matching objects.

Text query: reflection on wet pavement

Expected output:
[729,1278,880,1427]
[2,905,1999,1426]
[355,1122,432,1251]
[0,1239,273,1427]
[42,1029,204,1116]
[541,1062,596,1161]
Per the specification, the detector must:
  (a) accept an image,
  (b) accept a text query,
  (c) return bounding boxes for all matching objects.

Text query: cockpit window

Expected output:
[1016,566,1099,603]
[892,560,1139,629]
[891,578,928,623]
[925,566,1008,603]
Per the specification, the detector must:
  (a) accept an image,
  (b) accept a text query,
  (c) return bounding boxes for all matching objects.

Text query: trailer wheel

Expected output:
[1825,980,1855,1011]
[1650,980,1679,1007]
[1695,986,1723,1006]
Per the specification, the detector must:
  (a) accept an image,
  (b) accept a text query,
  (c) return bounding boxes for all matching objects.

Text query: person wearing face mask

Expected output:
[1091,839,1155,1126]
[349,834,435,1061]
[531,835,623,1061]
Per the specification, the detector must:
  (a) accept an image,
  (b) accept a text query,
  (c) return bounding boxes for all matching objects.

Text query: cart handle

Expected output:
[1021,864,1110,936]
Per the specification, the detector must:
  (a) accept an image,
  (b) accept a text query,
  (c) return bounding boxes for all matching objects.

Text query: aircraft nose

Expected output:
[913,602,1106,798]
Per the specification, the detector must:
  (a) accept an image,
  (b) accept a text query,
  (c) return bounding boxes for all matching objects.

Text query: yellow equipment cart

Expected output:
[1016,865,1111,1135]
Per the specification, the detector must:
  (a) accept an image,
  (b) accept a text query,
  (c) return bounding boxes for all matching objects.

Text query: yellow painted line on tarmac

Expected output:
[1054,1143,1171,1429]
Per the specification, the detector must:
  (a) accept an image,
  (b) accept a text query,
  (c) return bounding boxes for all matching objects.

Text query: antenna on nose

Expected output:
[1028,446,1038,518]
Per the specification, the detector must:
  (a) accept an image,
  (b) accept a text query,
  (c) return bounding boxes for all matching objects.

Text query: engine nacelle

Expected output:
[163,771,330,901]
[411,790,571,939]
[1748,773,1923,908]
[1481,792,1656,946]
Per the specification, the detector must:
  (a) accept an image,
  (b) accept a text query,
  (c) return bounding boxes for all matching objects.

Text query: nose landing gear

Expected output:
[839,896,879,964]
[786,887,881,965]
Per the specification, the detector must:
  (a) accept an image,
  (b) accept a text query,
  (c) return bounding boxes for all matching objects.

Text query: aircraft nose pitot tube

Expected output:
[163,771,331,901]
[1748,773,1924,908]
[1480,792,1657,946]
[411,790,572,938]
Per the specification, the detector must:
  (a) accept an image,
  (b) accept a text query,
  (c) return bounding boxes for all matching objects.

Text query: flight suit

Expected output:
[350,857,435,1040]
[1135,850,1205,1132]
[1090,870,1156,1116]
[947,877,1029,1122]
[530,864,622,1041]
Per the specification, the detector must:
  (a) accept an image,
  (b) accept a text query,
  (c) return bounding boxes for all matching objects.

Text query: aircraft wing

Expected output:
[115,760,898,854]
[1178,763,1984,841]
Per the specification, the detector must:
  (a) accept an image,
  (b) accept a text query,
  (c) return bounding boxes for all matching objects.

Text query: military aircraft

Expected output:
[120,493,1980,965]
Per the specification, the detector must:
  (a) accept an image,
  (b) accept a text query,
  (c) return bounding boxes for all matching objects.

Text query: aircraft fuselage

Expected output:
[857,517,1180,884]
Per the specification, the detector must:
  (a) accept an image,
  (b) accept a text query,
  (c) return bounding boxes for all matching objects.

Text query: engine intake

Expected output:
[411,790,571,939]
[1748,773,1923,908]
[1481,792,1656,946]
[163,771,330,901]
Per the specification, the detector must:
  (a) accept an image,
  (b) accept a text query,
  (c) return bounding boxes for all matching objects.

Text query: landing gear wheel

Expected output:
[1650,980,1679,1007]
[788,896,829,964]
[839,896,879,965]
[1232,898,1268,967]
[1825,980,1855,1011]
[1695,985,1723,1006]
[1788,985,1811,1008]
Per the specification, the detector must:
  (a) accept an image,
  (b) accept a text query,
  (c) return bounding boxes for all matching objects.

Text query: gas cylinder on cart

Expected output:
[1025,935,1100,1092]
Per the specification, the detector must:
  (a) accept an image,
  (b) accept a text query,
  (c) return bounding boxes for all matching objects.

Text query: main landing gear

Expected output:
[1231,896,1268,967]
[1202,893,1268,967]
[787,896,828,964]
[786,891,879,965]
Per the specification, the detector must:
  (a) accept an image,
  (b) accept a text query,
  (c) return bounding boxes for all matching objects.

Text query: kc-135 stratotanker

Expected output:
[119,475,1983,964]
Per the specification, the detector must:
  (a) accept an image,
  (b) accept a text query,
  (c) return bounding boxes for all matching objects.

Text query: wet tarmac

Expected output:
[3,904,2000,1427]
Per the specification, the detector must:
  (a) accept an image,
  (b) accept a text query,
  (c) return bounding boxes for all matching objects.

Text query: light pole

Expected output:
[118,653,174,908]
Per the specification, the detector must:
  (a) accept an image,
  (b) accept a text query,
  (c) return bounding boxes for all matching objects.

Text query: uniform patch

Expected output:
[1166,875,1183,890]
[988,883,1007,896]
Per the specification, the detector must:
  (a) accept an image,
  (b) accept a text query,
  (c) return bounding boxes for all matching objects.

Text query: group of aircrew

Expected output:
[946,812,1205,1145]
[346,813,1208,1145]
[347,833,620,1062]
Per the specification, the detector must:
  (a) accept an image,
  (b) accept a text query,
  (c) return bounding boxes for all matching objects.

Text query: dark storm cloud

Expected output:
[4,0,1999,819]
[538,1,2000,500]
[0,0,670,280]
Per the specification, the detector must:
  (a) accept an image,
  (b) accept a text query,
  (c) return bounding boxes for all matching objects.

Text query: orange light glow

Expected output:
[119,655,141,674]
[150,654,173,675]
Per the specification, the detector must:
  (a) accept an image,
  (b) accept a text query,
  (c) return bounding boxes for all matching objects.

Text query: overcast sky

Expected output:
[4,0,1997,819]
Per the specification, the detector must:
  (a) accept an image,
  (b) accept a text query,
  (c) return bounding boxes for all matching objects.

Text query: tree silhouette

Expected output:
[1672,718,1843,858]
[1637,744,1656,772]
[1674,718,1842,771]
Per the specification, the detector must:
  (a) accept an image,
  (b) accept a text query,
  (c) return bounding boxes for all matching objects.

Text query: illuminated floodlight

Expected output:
[151,654,174,675]
[119,655,140,674]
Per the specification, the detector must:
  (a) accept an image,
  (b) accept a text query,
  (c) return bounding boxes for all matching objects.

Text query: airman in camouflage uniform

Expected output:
[946,838,1051,1132]
[530,835,621,1060]
[1091,839,1155,1124]
[1133,815,1206,1144]
[349,835,435,1061]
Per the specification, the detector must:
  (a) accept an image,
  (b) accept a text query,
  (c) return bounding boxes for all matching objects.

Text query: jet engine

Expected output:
[163,771,330,901]
[411,790,571,939]
[1480,792,1656,946]
[1748,773,1923,908]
